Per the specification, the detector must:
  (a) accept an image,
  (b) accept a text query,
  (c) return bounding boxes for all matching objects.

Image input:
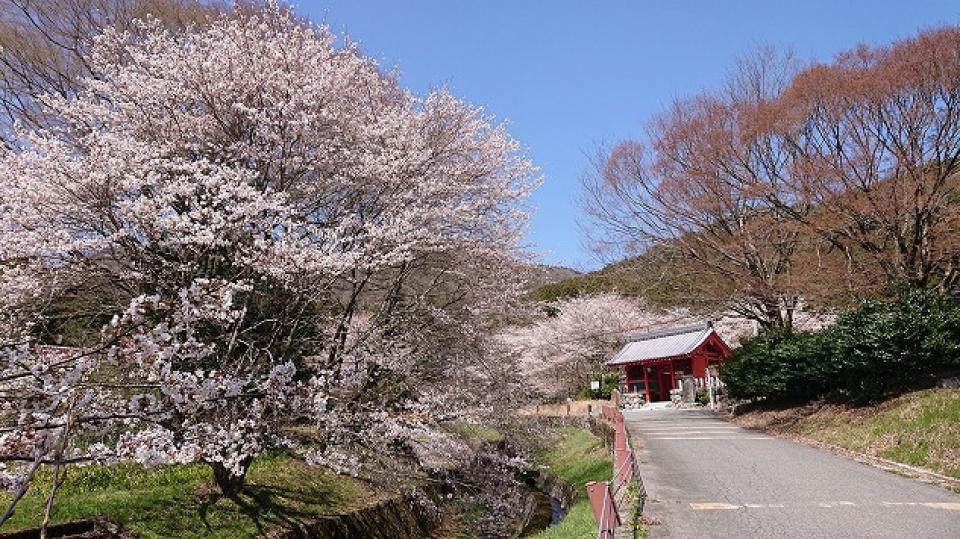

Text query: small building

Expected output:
[606,322,733,403]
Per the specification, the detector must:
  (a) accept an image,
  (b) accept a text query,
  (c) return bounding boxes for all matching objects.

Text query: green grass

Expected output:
[444,421,505,444]
[0,454,374,538]
[740,388,960,479]
[530,428,612,539]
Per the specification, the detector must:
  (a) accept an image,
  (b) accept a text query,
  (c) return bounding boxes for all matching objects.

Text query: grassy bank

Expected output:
[0,455,373,538]
[529,427,611,539]
[444,420,505,444]
[733,388,960,479]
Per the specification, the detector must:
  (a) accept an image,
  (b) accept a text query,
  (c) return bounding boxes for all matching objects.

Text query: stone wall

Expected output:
[268,489,441,539]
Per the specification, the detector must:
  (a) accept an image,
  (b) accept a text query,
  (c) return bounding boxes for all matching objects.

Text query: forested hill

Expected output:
[526,264,582,290]
[529,248,691,307]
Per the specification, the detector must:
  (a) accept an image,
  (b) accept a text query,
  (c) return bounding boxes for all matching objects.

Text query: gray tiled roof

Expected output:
[606,322,714,366]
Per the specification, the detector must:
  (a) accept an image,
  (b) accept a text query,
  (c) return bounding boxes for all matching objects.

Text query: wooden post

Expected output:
[615,447,633,485]
[614,418,627,451]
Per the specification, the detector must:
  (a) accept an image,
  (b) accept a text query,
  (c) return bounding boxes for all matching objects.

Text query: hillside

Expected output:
[529,247,692,307]
[524,264,583,291]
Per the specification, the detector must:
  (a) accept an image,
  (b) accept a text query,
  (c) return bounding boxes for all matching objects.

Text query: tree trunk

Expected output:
[760,298,794,333]
[209,458,252,498]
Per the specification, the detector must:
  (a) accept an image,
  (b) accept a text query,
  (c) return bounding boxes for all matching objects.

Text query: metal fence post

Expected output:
[586,481,620,538]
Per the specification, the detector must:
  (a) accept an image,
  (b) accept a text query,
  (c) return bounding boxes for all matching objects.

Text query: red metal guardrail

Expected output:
[589,406,637,538]
[585,480,620,538]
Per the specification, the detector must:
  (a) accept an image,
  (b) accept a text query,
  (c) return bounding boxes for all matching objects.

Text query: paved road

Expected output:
[624,407,960,539]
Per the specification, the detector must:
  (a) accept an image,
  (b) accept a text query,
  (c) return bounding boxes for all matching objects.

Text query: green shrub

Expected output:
[722,329,832,402]
[577,372,621,400]
[830,289,960,403]
[722,289,960,405]
[695,388,710,406]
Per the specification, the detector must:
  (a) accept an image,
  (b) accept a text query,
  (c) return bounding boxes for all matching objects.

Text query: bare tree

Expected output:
[582,50,841,330]
[773,27,960,291]
[0,0,224,149]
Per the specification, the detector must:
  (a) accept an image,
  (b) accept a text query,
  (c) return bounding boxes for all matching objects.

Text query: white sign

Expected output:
[590,380,601,390]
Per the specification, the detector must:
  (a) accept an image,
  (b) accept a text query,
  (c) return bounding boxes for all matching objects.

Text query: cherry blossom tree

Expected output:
[506,294,659,398]
[0,4,535,519]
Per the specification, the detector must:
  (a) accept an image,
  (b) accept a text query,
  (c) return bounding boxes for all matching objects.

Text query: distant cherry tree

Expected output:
[507,294,661,397]
[507,291,833,398]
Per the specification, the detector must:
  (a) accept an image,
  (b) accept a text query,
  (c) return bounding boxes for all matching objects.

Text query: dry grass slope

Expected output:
[734,388,960,479]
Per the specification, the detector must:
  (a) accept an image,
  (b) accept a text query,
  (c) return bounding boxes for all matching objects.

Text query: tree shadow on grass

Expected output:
[157,458,367,537]
[197,489,222,533]
[224,482,349,535]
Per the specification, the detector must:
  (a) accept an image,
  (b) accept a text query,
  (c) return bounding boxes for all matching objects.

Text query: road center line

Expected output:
[883,502,960,510]
[637,429,738,431]
[636,427,736,430]
[690,501,960,511]
[690,502,740,510]
[647,436,773,440]
[635,426,739,430]
[638,430,742,434]
[817,501,856,508]
[922,503,960,510]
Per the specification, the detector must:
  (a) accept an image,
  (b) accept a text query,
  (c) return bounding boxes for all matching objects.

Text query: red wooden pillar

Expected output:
[670,360,676,394]
[693,351,706,378]
[642,364,650,404]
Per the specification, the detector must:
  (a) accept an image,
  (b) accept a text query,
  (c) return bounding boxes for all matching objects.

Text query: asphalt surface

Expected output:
[624,407,960,539]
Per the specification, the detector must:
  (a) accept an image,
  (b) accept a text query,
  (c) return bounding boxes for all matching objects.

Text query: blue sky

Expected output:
[295,1,960,270]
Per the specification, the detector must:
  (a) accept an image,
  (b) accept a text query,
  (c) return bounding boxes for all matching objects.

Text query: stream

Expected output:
[518,472,572,535]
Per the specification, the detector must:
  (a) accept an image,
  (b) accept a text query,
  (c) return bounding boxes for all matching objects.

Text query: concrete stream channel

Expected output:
[518,470,575,535]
